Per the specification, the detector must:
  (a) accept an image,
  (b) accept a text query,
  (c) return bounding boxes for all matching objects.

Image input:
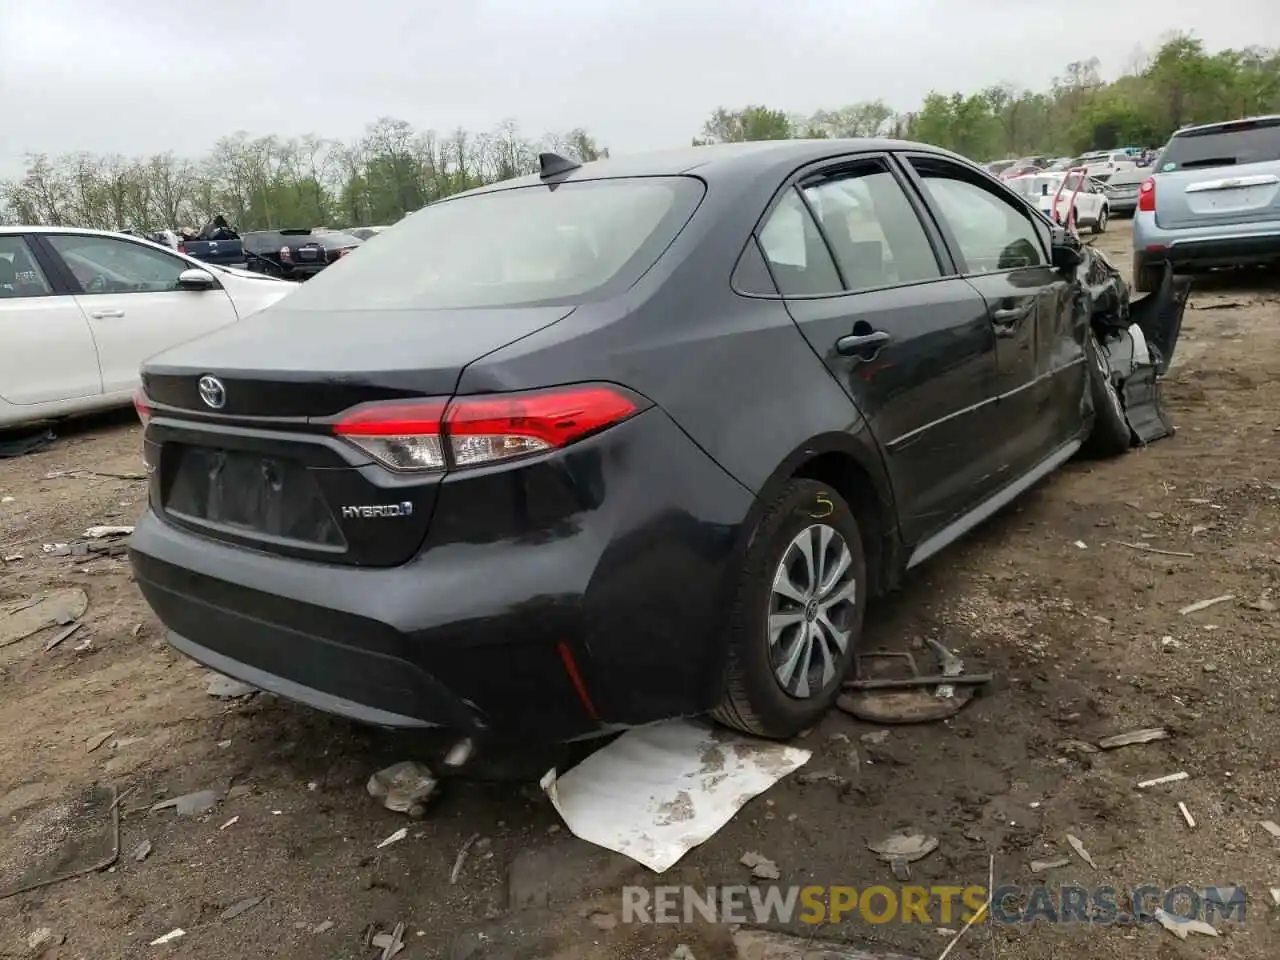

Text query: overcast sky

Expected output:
[1,0,1275,176]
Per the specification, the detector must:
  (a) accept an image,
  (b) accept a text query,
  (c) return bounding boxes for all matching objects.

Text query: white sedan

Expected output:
[0,227,297,429]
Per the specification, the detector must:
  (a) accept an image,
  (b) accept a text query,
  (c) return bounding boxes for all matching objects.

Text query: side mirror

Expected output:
[177,268,215,290]
[1051,228,1084,272]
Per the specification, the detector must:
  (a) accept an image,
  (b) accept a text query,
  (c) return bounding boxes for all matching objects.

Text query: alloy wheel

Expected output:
[767,524,858,699]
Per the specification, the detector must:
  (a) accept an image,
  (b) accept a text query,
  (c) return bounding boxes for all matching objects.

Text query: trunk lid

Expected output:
[141,305,574,567]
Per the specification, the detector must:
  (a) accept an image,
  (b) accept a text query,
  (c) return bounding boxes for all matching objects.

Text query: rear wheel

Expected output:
[712,480,867,739]
[1081,330,1132,458]
[1091,206,1109,235]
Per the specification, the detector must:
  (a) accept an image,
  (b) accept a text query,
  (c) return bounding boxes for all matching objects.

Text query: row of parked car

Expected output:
[139,223,393,280]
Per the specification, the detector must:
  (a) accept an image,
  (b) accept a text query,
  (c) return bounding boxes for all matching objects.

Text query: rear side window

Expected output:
[281,177,704,310]
[1160,119,1280,171]
[0,236,53,297]
[757,188,842,296]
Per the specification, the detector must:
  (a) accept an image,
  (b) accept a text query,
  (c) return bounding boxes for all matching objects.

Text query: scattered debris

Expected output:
[868,830,938,881]
[540,718,809,873]
[219,896,263,921]
[1138,771,1189,789]
[1030,857,1070,873]
[85,730,115,754]
[936,854,995,960]
[1178,802,1196,829]
[1065,834,1096,870]
[451,832,481,884]
[43,621,84,652]
[1270,889,1280,907]
[669,946,696,960]
[860,730,890,745]
[312,920,334,934]
[0,588,89,649]
[1153,907,1219,940]
[1247,597,1277,612]
[0,784,120,900]
[1180,595,1235,615]
[132,839,152,862]
[27,928,63,951]
[1259,820,1280,838]
[206,674,257,698]
[219,816,239,830]
[149,928,185,945]
[0,427,55,458]
[377,827,408,849]
[1117,541,1194,558]
[150,789,223,816]
[1073,540,1088,549]
[375,921,406,959]
[367,761,438,818]
[444,737,474,767]
[1097,727,1168,749]
[83,525,133,539]
[740,851,780,880]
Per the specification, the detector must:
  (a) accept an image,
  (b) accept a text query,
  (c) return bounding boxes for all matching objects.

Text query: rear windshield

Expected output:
[1160,119,1280,171]
[280,177,704,310]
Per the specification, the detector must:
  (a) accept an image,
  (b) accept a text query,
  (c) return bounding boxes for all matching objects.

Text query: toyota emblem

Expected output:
[197,375,226,410]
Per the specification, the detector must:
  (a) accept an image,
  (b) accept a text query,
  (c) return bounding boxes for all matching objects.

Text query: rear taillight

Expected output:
[279,246,292,262]
[1138,178,1156,212]
[333,385,640,473]
[133,389,152,428]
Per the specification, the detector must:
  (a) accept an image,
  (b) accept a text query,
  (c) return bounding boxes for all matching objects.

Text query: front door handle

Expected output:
[89,308,125,319]
[990,303,1033,337]
[835,330,891,357]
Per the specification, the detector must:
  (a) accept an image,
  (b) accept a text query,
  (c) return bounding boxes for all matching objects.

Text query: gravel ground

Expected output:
[1,220,1278,960]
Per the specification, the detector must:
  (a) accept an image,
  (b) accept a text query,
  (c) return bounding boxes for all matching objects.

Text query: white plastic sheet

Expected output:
[541,719,810,873]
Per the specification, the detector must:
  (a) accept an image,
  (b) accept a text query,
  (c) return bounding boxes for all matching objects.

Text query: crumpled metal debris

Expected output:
[151,789,223,816]
[367,761,437,818]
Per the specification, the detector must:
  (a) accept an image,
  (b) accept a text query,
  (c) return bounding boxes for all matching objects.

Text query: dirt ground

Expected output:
[2,219,1278,960]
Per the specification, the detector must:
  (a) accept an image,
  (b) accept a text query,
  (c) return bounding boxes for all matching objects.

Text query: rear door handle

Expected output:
[990,303,1033,337]
[89,308,125,319]
[835,330,891,357]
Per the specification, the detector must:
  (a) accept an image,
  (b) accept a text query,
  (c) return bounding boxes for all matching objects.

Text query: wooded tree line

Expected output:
[3,34,1276,234]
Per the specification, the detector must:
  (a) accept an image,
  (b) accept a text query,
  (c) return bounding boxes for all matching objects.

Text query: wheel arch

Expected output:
[743,431,903,598]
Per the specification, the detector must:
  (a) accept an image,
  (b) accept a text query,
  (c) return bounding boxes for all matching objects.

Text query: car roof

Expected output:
[0,225,151,238]
[452,138,964,199]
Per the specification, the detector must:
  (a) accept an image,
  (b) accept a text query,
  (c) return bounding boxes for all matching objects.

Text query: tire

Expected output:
[1081,330,1132,458]
[712,479,868,739]
[1132,259,1163,294]
[1091,206,1109,235]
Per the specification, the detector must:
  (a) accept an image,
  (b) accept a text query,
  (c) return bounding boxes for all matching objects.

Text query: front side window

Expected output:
[0,236,53,297]
[280,177,705,311]
[46,235,186,294]
[800,162,940,292]
[910,158,1046,273]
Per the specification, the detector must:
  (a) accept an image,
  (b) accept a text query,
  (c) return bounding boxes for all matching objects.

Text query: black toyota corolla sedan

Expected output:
[128,140,1184,746]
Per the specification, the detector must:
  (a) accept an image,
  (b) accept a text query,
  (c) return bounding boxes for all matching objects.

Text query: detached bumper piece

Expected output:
[1111,262,1192,446]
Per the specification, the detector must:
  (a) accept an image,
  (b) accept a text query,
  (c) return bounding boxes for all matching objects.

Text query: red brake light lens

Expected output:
[1138,178,1156,212]
[133,389,152,427]
[332,386,639,473]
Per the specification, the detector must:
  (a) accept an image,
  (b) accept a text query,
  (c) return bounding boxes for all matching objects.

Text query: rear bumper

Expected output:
[1133,214,1280,269]
[128,407,755,743]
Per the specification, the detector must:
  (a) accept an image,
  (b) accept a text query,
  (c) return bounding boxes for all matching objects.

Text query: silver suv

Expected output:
[1132,115,1280,292]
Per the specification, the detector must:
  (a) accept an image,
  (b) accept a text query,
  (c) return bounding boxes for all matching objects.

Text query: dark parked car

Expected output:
[128,141,1185,749]
[242,228,363,280]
